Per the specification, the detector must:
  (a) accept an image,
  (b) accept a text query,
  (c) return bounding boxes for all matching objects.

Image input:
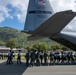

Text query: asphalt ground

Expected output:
[0,60,76,75]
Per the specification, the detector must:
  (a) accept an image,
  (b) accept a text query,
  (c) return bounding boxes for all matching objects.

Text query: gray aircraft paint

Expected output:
[24,0,54,31]
[23,0,76,50]
[60,28,76,44]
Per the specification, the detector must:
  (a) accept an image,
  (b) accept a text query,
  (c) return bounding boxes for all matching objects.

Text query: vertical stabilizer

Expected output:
[24,0,54,32]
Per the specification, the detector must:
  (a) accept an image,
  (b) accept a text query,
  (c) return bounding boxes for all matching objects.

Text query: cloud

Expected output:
[9,0,29,22]
[0,0,76,26]
[0,0,29,23]
[50,0,76,12]
[0,15,5,23]
[0,0,11,23]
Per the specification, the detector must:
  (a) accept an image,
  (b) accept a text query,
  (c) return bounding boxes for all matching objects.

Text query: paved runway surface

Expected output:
[0,60,76,75]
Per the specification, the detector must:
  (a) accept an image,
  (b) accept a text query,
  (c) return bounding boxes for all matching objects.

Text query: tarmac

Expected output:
[0,60,76,75]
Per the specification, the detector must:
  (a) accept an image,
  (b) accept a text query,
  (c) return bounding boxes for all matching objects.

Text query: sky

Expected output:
[0,0,76,30]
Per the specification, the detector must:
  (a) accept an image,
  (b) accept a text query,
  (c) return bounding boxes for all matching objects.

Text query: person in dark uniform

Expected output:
[26,51,30,67]
[67,52,71,63]
[49,52,55,65]
[44,51,48,65]
[30,50,35,67]
[40,51,44,65]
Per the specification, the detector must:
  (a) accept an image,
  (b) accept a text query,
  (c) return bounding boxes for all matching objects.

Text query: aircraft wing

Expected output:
[31,10,76,37]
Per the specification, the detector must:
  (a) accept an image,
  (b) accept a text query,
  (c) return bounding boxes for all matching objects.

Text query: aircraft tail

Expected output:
[24,0,54,32]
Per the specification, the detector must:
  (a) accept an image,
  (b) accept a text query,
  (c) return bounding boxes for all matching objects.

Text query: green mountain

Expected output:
[0,27,55,47]
[0,27,28,45]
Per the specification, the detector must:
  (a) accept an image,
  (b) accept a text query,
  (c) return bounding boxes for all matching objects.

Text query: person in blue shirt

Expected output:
[17,50,22,64]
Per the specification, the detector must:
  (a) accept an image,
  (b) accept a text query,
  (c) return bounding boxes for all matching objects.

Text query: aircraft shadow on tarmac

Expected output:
[0,60,28,75]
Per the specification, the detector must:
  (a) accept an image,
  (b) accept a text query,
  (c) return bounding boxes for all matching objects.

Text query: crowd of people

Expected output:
[25,50,76,67]
[25,50,49,67]
[3,49,76,66]
[6,50,22,64]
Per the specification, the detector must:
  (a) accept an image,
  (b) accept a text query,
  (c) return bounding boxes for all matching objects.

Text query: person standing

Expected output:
[40,51,44,65]
[6,50,13,64]
[26,51,30,67]
[49,52,55,65]
[44,51,48,65]
[30,50,35,67]
[17,50,22,64]
[35,51,40,66]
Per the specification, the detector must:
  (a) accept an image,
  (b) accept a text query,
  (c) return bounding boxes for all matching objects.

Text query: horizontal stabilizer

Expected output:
[32,10,76,37]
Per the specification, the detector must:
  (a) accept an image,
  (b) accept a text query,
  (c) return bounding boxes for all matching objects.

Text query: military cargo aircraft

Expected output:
[23,0,76,50]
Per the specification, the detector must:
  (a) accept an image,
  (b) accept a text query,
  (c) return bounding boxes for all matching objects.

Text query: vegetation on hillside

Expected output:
[0,27,28,47]
[0,27,71,51]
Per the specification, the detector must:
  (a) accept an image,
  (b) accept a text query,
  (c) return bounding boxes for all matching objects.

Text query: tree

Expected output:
[39,42,48,51]
[32,42,48,51]
[25,42,49,51]
[6,39,16,49]
[26,45,33,50]
[60,45,70,51]
[51,44,60,51]
[32,42,41,50]
[0,41,5,46]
